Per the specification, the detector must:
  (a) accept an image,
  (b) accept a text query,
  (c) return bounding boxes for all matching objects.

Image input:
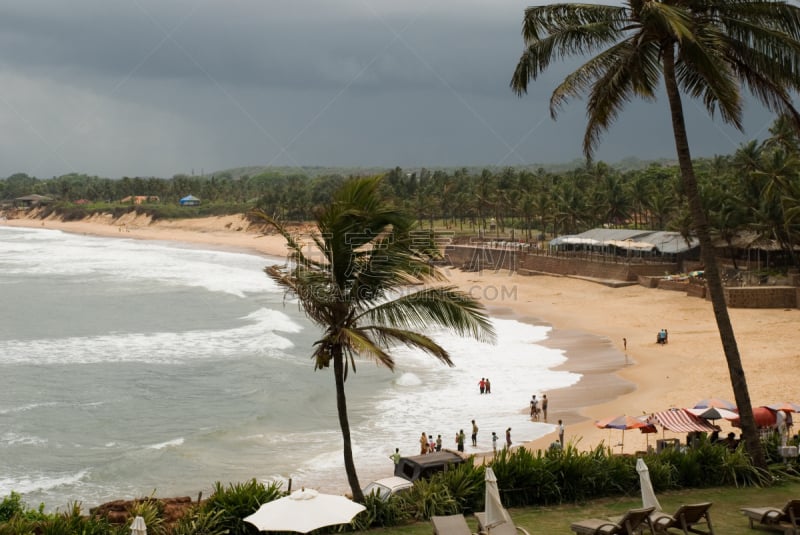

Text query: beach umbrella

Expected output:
[243,488,366,533]
[130,516,147,535]
[483,467,511,533]
[731,407,778,429]
[693,398,736,411]
[686,406,738,422]
[636,458,661,512]
[595,415,647,453]
[767,402,800,413]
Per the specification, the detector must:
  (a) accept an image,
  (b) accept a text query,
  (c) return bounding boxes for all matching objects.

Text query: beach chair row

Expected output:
[431,499,800,534]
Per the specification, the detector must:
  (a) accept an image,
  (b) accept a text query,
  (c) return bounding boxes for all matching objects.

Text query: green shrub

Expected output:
[172,506,229,535]
[201,479,284,535]
[432,462,484,513]
[398,478,458,520]
[350,491,409,530]
[129,498,167,535]
[0,492,25,522]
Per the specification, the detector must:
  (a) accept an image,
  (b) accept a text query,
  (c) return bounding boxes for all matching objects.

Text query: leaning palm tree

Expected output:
[251,176,495,502]
[511,0,800,467]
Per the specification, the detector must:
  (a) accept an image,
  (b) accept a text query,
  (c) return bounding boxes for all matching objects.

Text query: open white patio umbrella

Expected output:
[636,458,661,512]
[243,488,366,533]
[130,515,147,535]
[484,467,511,533]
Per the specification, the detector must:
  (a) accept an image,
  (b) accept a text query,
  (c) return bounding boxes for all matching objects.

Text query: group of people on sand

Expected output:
[478,377,492,394]
[529,394,549,421]
[418,419,514,456]
[656,328,669,344]
[419,432,444,454]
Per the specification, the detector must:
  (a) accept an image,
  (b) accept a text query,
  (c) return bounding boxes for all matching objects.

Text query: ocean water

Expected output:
[0,225,580,510]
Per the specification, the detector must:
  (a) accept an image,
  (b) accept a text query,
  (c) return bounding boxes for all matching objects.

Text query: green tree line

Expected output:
[2,121,799,268]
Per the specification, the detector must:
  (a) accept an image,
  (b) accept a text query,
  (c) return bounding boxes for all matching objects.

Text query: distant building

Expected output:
[120,195,159,205]
[179,195,201,207]
[14,194,53,208]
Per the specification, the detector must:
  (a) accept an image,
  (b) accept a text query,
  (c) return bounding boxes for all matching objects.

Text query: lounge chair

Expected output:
[474,511,531,535]
[741,499,800,535]
[650,502,714,534]
[432,514,475,535]
[571,506,656,535]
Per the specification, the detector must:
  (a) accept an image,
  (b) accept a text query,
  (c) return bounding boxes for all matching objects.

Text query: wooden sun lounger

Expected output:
[741,499,800,535]
[474,511,531,535]
[432,514,475,535]
[650,502,714,534]
[571,506,655,535]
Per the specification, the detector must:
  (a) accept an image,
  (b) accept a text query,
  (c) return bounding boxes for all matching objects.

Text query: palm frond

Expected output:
[359,325,455,368]
[358,286,496,344]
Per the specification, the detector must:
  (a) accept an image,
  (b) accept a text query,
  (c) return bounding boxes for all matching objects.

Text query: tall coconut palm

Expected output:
[251,176,495,502]
[511,0,800,467]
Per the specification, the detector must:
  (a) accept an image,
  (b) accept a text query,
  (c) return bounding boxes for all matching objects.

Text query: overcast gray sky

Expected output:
[0,1,780,178]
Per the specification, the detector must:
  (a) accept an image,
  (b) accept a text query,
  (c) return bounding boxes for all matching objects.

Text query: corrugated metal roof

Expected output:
[550,229,699,254]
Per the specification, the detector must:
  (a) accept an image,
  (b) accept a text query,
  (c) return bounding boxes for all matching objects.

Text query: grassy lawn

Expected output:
[367,480,800,534]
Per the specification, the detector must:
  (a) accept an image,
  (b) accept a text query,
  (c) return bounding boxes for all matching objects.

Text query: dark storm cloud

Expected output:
[0,1,778,178]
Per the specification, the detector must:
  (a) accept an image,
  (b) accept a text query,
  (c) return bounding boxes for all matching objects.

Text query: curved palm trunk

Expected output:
[662,46,766,468]
[333,346,365,502]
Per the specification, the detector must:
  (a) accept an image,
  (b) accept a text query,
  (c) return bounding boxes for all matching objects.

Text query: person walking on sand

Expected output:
[530,395,539,420]
[389,447,401,465]
[505,427,512,449]
[542,395,548,422]
[558,419,565,447]
[491,431,498,454]
[456,429,465,452]
[420,432,429,455]
[471,419,478,447]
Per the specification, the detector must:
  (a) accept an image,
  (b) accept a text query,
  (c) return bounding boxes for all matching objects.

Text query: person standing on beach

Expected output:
[505,427,512,449]
[471,420,478,447]
[456,429,465,452]
[479,378,486,394]
[492,431,498,454]
[436,434,442,451]
[542,395,548,422]
[390,448,401,465]
[485,378,492,394]
[420,432,429,455]
[530,395,539,420]
[623,337,627,351]
[558,419,565,447]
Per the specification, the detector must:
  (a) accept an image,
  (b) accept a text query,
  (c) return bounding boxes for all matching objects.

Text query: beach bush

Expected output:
[397,478,459,520]
[129,498,167,535]
[200,479,284,535]
[430,462,484,513]
[171,507,228,535]
[351,492,410,531]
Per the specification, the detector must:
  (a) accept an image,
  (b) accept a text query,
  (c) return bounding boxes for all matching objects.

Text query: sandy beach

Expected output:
[3,211,799,456]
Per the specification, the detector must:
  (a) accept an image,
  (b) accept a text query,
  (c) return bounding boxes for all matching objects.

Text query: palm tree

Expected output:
[511,0,800,468]
[251,176,495,502]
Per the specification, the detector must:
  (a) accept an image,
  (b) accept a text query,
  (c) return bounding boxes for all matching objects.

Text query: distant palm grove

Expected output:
[1,119,799,269]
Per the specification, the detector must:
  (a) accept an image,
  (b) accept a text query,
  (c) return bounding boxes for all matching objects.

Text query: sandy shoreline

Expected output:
[3,212,799,457]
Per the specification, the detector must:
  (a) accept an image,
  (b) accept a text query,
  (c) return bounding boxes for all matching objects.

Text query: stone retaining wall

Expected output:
[443,245,798,308]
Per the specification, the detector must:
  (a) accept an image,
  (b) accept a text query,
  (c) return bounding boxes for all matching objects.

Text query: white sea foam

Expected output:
[147,438,184,450]
[0,432,48,447]
[0,307,302,365]
[0,470,89,496]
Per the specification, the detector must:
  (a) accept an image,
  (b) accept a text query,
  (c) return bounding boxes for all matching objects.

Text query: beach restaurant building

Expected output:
[549,229,700,260]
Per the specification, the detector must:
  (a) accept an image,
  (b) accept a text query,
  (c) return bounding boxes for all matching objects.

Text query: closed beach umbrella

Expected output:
[483,467,511,532]
[130,516,147,535]
[243,488,366,533]
[693,398,736,411]
[636,458,661,512]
